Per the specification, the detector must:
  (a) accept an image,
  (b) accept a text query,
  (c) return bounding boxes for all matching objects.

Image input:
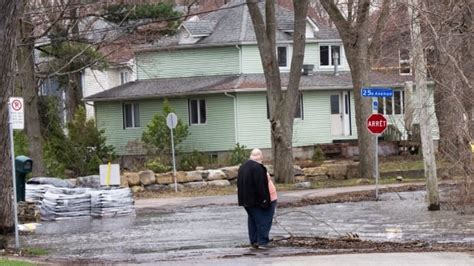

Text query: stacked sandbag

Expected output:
[40,187,92,221]
[90,188,135,218]
[25,184,55,204]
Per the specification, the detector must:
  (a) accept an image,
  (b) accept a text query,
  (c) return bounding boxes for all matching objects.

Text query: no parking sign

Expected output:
[9,97,24,129]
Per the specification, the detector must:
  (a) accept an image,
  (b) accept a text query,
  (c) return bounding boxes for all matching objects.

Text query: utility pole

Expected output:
[409,0,440,210]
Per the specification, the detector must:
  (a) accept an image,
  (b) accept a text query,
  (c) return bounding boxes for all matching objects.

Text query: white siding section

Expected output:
[83,68,109,119]
[83,59,137,119]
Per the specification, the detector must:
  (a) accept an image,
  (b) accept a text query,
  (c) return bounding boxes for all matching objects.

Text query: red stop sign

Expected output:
[367,114,388,135]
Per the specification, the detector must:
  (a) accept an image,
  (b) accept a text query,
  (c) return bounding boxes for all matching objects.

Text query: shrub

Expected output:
[229,143,250,165]
[312,146,326,164]
[142,99,189,156]
[180,150,205,171]
[145,157,171,173]
[42,105,116,177]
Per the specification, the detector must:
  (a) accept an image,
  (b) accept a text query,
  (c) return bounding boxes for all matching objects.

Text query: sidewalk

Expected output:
[135,182,425,210]
[165,252,474,266]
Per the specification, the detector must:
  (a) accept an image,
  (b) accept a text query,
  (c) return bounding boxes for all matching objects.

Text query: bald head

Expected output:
[249,148,263,163]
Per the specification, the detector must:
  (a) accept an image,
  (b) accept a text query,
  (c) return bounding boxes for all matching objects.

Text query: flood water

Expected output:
[21,191,474,263]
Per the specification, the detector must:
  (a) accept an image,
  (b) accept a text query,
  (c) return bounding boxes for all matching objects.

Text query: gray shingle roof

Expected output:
[85,72,412,102]
[138,0,339,50]
[182,20,217,36]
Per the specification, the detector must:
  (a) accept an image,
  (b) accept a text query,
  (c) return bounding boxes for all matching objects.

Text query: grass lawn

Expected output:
[136,175,426,199]
[0,259,35,266]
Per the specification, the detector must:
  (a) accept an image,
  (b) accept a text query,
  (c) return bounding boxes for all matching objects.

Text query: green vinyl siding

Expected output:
[136,47,240,79]
[180,94,236,152]
[241,44,319,74]
[241,46,263,73]
[236,90,335,149]
[236,92,272,148]
[95,94,236,155]
[293,90,333,145]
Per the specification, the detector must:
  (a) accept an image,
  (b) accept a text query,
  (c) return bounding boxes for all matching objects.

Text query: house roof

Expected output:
[135,0,340,51]
[182,20,217,36]
[84,72,412,102]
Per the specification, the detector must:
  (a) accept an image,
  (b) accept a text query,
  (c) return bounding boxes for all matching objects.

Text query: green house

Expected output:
[85,1,421,161]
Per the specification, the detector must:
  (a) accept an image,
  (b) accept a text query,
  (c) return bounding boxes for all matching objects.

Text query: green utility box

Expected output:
[15,155,32,202]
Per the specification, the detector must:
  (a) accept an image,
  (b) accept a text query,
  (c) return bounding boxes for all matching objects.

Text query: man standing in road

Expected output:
[237,148,277,249]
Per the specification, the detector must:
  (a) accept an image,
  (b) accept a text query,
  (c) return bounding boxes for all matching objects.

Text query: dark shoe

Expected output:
[257,242,274,250]
[251,243,259,249]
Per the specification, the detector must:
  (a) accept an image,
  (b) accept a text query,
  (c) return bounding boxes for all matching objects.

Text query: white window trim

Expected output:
[189,99,207,125]
[319,44,343,68]
[378,90,405,115]
[120,71,129,85]
[267,93,303,119]
[294,93,304,120]
[399,49,412,76]
[277,45,291,70]
[123,103,140,129]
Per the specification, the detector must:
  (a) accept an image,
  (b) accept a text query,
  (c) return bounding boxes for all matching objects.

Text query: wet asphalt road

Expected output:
[20,191,474,264]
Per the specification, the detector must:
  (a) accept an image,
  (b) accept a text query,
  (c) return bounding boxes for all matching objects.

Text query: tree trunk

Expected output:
[17,16,46,176]
[65,1,83,123]
[321,0,391,180]
[246,0,309,183]
[271,102,295,183]
[348,54,376,179]
[0,0,22,234]
[410,0,439,211]
[427,0,473,209]
[65,72,83,122]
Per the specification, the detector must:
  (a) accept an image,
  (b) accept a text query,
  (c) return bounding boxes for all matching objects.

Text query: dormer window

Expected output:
[399,48,411,75]
[320,45,341,66]
[277,46,288,67]
[120,71,129,85]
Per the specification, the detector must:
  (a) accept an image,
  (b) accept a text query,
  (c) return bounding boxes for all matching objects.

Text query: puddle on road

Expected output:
[21,191,474,263]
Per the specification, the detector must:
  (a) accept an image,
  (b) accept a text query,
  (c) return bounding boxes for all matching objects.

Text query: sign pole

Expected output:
[364,89,391,200]
[8,102,20,248]
[170,127,177,193]
[372,97,379,200]
[375,131,379,199]
[166,113,178,193]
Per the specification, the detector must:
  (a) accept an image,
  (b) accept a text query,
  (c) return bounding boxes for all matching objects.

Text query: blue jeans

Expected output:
[244,200,277,246]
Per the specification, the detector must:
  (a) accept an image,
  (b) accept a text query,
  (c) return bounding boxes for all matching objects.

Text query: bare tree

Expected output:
[408,0,439,210]
[320,0,391,179]
[17,1,47,176]
[246,0,309,183]
[0,0,23,234]
[420,0,473,210]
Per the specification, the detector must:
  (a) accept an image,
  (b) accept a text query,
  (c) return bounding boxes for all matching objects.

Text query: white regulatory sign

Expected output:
[9,97,24,130]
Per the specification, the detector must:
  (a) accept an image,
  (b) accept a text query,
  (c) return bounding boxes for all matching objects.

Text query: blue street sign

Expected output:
[361,87,393,97]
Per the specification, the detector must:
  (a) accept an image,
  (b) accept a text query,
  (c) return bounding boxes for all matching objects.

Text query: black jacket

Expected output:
[237,160,271,208]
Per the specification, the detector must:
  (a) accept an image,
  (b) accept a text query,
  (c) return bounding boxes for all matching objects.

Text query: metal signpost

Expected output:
[8,97,24,248]
[362,88,392,199]
[166,113,178,193]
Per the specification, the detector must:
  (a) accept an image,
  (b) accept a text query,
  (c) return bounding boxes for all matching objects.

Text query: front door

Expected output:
[330,92,351,136]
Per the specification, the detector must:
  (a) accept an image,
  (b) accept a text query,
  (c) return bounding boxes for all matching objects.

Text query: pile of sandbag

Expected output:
[25,184,54,204]
[24,177,135,221]
[40,187,92,221]
[90,188,135,218]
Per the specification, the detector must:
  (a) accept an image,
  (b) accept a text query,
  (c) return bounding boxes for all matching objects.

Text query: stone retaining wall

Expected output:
[122,166,239,193]
[121,162,361,193]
